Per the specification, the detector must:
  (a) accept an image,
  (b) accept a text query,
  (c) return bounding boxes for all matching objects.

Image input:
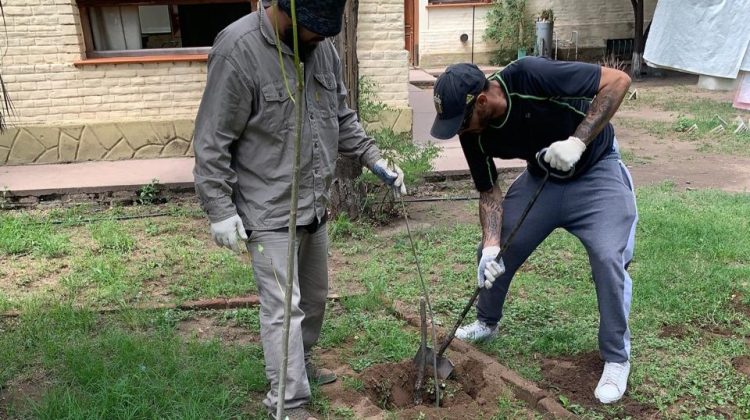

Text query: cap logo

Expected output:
[433,94,443,115]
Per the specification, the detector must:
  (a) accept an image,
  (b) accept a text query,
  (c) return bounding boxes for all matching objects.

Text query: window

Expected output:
[77,0,260,59]
[427,0,491,5]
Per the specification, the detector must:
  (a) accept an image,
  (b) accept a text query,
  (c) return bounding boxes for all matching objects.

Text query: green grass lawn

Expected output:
[2,183,750,418]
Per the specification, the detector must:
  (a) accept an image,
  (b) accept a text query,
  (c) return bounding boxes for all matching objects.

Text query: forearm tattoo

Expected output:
[574,86,627,145]
[479,187,503,247]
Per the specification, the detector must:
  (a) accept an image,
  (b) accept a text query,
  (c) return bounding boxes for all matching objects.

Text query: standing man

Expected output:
[430,57,637,404]
[193,1,405,418]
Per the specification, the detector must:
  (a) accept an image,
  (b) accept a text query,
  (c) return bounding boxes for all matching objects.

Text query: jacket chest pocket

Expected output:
[260,82,295,139]
[312,72,338,119]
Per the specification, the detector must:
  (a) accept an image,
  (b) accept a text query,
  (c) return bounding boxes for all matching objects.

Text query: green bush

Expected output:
[358,77,439,189]
[485,0,535,65]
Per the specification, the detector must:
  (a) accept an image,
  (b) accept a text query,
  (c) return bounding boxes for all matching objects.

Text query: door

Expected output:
[404,0,418,66]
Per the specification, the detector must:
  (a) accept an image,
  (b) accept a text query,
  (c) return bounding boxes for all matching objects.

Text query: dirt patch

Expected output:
[731,293,750,318]
[618,108,677,123]
[732,356,750,379]
[614,126,750,193]
[0,369,51,416]
[176,315,258,345]
[660,324,689,339]
[377,199,477,239]
[327,249,370,296]
[540,352,658,418]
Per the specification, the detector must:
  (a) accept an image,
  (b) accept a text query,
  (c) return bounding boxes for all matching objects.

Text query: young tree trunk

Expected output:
[277,1,305,419]
[630,0,644,79]
[330,0,366,220]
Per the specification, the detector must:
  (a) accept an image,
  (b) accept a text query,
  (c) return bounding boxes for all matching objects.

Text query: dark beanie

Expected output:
[277,0,347,38]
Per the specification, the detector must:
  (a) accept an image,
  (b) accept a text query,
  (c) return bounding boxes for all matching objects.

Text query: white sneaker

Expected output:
[455,320,498,342]
[595,361,631,404]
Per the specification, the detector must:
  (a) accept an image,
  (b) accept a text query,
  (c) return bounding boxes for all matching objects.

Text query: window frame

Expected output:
[76,0,258,63]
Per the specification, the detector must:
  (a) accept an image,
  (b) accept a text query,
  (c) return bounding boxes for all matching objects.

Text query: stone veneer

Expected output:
[0,108,412,166]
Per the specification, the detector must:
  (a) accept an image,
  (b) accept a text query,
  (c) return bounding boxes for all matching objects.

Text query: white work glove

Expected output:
[210,214,248,253]
[372,158,407,196]
[478,246,505,289]
[543,136,586,172]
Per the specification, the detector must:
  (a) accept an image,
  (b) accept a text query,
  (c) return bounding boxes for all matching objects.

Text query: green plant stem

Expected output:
[270,5,295,102]
[276,0,305,418]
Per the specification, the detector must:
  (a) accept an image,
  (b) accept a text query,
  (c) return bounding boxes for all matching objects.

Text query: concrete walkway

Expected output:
[0,76,524,197]
[0,158,195,196]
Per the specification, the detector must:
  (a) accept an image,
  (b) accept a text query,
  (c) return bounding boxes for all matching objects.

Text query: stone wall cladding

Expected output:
[0,109,411,165]
[0,121,195,165]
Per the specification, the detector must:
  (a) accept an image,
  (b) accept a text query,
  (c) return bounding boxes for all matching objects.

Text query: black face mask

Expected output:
[281,26,319,62]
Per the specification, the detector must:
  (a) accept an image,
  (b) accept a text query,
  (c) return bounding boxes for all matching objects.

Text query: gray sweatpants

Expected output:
[246,226,329,411]
[477,149,637,363]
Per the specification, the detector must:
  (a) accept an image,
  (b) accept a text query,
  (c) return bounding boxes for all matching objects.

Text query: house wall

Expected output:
[0,0,411,166]
[418,0,658,68]
[418,3,496,69]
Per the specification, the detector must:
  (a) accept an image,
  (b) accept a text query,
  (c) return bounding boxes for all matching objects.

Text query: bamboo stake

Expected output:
[276,0,305,418]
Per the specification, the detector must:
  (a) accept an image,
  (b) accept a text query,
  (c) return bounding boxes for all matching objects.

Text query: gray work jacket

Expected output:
[193,10,381,230]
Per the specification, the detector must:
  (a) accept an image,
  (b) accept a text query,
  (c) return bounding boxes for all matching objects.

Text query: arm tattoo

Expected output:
[479,185,504,248]
[574,84,627,145]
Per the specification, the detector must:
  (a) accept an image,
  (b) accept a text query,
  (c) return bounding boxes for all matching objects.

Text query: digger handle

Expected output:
[536,148,576,180]
[437,152,564,358]
[437,286,482,357]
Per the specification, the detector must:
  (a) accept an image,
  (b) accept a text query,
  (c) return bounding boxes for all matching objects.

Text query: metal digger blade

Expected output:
[413,346,455,380]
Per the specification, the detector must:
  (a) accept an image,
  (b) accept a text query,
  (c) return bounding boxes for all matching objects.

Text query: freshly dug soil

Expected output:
[361,359,485,410]
[318,348,529,420]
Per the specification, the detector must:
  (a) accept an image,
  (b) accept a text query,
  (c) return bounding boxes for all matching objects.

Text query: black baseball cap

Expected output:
[278,0,347,37]
[430,63,488,140]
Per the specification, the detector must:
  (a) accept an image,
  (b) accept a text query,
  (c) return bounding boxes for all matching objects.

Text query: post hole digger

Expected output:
[411,149,574,381]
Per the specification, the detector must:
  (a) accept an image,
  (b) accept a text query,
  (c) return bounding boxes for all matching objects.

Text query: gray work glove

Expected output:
[478,246,505,289]
[372,158,407,196]
[210,214,248,253]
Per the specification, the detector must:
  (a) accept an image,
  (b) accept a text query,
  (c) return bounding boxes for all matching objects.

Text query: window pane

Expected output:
[90,6,143,50]
[178,3,253,47]
[139,6,171,35]
[87,2,252,52]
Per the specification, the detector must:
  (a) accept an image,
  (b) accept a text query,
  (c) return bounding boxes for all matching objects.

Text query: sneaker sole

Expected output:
[457,331,498,343]
[594,389,624,404]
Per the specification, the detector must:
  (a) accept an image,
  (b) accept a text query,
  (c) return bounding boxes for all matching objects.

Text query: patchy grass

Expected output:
[0,203,255,310]
[3,180,750,417]
[0,305,268,419]
[620,86,750,156]
[328,183,750,418]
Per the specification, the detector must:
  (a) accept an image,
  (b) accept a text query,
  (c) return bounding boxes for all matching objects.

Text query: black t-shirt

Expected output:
[460,57,615,192]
